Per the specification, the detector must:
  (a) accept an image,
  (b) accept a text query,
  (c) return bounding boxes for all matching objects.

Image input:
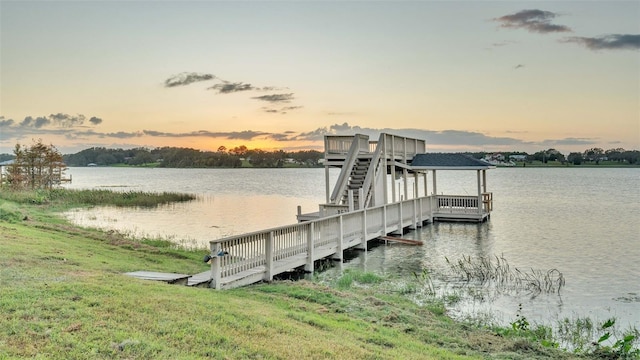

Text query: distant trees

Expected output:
[60,145,323,168]
[5,139,66,190]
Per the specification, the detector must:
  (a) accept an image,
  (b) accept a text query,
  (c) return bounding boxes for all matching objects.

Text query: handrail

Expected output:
[361,134,384,208]
[329,135,363,203]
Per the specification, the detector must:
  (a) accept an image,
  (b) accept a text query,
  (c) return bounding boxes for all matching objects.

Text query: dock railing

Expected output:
[433,193,492,218]
[209,195,435,289]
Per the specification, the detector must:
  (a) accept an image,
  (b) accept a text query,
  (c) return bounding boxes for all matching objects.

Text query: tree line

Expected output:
[465,147,640,165]
[60,145,324,168]
[2,143,638,170]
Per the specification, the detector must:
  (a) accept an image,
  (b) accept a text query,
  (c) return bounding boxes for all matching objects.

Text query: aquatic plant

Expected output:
[445,254,565,296]
[0,188,195,208]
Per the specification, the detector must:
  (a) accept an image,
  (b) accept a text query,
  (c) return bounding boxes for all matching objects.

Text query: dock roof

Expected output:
[411,153,494,170]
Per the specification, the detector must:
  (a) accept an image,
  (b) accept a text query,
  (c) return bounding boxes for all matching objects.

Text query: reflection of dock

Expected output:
[206,133,494,289]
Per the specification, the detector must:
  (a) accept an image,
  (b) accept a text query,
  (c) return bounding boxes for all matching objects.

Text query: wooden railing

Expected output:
[434,194,492,215]
[209,196,435,289]
[325,134,370,155]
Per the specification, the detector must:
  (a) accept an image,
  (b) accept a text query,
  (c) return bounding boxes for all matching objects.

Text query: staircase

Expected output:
[340,157,371,208]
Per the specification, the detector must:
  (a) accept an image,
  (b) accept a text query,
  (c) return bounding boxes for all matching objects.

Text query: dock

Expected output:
[203,133,495,290]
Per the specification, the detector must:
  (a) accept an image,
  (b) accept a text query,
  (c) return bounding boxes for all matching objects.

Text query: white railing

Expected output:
[325,134,370,155]
[209,196,435,289]
[382,133,426,162]
[329,136,363,203]
[435,195,482,214]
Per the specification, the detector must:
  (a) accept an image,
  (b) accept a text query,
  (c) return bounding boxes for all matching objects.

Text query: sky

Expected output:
[1,1,639,155]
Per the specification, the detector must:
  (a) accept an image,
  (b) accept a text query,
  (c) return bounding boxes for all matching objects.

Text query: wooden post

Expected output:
[477,170,482,215]
[265,231,274,281]
[305,222,315,273]
[348,190,354,212]
[382,205,387,234]
[335,216,344,262]
[325,164,330,204]
[211,242,221,290]
[357,209,367,251]
[398,197,403,233]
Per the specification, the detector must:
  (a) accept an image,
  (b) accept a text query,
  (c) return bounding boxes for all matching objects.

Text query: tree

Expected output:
[567,152,583,165]
[7,140,66,190]
[583,148,604,163]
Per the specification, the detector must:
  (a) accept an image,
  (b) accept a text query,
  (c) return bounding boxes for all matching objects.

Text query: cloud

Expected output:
[261,105,303,114]
[539,137,597,146]
[141,129,270,140]
[562,34,640,51]
[209,82,254,94]
[293,123,527,150]
[21,116,51,128]
[514,64,525,69]
[12,113,102,129]
[252,93,294,103]
[494,9,572,34]
[164,72,216,87]
[208,82,281,94]
[48,113,87,127]
[0,117,14,127]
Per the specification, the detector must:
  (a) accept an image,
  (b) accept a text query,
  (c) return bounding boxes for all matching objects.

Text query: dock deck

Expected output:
[205,133,494,290]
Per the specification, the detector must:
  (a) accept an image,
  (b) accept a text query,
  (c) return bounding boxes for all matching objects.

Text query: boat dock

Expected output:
[206,133,494,289]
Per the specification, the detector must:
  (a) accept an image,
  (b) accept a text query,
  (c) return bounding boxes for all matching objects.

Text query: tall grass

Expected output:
[0,188,195,207]
[445,254,565,296]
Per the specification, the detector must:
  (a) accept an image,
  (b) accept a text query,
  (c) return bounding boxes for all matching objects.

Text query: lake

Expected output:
[62,166,640,331]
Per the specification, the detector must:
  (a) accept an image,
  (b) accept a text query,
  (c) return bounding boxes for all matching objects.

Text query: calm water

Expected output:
[62,167,640,329]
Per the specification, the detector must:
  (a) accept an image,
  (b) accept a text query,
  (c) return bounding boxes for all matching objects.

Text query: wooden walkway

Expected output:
[207,194,490,290]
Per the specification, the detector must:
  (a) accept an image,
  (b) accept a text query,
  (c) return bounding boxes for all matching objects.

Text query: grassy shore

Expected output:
[0,190,588,359]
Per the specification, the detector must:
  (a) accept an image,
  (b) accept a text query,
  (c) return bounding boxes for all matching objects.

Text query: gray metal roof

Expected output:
[411,153,493,169]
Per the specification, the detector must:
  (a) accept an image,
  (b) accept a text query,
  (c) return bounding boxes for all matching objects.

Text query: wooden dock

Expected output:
[203,133,493,290]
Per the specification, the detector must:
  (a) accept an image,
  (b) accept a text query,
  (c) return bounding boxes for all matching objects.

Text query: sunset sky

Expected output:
[1,1,638,155]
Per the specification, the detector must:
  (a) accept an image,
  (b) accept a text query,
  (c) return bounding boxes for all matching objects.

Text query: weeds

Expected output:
[0,188,195,208]
[445,254,565,296]
[556,316,640,358]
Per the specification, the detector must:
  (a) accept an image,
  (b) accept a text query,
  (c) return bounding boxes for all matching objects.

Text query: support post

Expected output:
[397,197,403,233]
[382,205,387,235]
[305,222,315,273]
[265,231,274,281]
[335,216,344,262]
[477,170,482,215]
[325,164,330,204]
[210,242,222,290]
[357,209,367,250]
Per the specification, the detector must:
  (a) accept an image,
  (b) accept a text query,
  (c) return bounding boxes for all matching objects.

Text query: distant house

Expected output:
[509,154,527,161]
[87,163,98,167]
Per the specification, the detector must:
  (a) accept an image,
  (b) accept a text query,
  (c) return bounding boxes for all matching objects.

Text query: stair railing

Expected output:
[361,135,384,208]
[330,135,365,204]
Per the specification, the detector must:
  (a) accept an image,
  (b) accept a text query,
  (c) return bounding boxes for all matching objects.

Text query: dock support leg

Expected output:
[211,243,221,290]
[265,231,274,282]
[333,216,344,264]
[305,223,315,273]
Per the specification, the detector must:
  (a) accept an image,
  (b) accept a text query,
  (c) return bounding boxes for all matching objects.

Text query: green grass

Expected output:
[0,191,585,359]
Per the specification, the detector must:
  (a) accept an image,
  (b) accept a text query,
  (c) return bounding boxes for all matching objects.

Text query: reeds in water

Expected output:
[445,254,565,296]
